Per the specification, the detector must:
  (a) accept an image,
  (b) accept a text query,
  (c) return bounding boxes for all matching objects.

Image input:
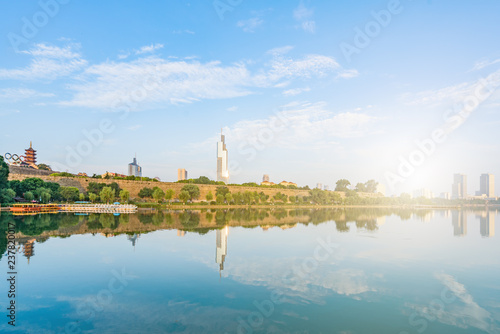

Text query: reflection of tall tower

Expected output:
[23,239,36,263]
[452,211,467,236]
[216,226,228,274]
[217,130,229,184]
[177,230,185,237]
[479,211,495,237]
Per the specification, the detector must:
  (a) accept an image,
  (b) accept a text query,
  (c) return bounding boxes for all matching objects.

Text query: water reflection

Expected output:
[452,210,468,236]
[216,226,228,274]
[478,211,495,237]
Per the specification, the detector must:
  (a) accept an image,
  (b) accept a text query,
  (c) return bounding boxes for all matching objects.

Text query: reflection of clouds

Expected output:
[222,257,378,304]
[405,273,499,334]
[55,294,246,334]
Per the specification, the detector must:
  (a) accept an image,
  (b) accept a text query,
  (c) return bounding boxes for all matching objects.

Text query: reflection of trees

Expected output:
[138,213,153,225]
[152,212,164,226]
[179,211,200,228]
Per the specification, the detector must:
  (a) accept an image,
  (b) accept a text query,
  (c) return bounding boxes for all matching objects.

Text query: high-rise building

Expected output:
[217,130,229,183]
[479,173,495,198]
[216,226,228,274]
[263,174,270,183]
[128,156,142,177]
[440,192,451,200]
[452,174,467,199]
[178,168,188,181]
[316,183,323,189]
[413,188,433,199]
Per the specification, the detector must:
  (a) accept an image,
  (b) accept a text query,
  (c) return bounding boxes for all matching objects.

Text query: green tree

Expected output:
[225,193,233,204]
[364,179,378,193]
[120,189,130,203]
[0,189,16,203]
[79,193,86,201]
[40,191,51,204]
[216,186,230,198]
[355,183,366,192]
[24,191,34,202]
[153,187,165,203]
[181,184,200,200]
[99,187,115,204]
[89,193,98,203]
[179,190,190,204]
[165,189,174,204]
[335,179,351,191]
[138,187,153,198]
[60,187,80,202]
[0,156,10,197]
[216,194,225,204]
[206,191,214,202]
[37,163,51,171]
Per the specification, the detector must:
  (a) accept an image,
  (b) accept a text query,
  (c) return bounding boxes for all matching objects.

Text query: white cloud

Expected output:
[403,273,498,333]
[127,124,143,131]
[470,58,500,72]
[135,43,164,55]
[0,43,87,81]
[0,88,54,102]
[282,87,310,96]
[294,2,316,33]
[405,69,500,107]
[226,106,238,112]
[222,101,379,151]
[237,17,264,33]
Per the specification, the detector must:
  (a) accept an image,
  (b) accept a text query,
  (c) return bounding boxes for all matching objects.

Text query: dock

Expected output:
[8,203,137,215]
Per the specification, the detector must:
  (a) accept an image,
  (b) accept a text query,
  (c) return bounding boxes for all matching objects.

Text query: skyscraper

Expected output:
[263,174,270,183]
[217,130,229,183]
[178,168,188,181]
[479,173,495,198]
[128,156,142,177]
[452,174,467,199]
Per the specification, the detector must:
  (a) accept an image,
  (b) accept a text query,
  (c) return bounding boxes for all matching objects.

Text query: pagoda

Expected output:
[24,141,37,167]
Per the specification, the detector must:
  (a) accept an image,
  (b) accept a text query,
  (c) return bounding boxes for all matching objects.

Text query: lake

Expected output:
[0,208,499,334]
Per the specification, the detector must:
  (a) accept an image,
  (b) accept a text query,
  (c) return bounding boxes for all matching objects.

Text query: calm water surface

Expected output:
[0,208,499,334]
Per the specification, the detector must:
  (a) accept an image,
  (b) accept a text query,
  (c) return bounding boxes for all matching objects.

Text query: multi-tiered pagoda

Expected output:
[24,141,37,167]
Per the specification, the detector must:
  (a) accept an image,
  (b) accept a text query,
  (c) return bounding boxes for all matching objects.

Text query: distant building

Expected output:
[102,171,127,178]
[261,181,276,186]
[280,181,297,187]
[217,130,229,183]
[323,185,329,191]
[452,174,467,199]
[128,156,142,177]
[440,192,451,200]
[316,183,323,189]
[263,174,270,183]
[178,168,188,181]
[413,188,433,199]
[479,173,495,198]
[77,172,88,177]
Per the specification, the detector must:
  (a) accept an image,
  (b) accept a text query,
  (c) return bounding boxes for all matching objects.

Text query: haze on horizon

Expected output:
[1,0,500,196]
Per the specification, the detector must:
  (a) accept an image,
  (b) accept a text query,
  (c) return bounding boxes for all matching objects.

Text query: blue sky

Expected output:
[1,0,500,195]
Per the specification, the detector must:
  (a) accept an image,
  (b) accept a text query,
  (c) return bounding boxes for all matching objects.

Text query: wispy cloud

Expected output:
[237,17,264,33]
[469,58,500,72]
[282,87,310,96]
[0,43,87,81]
[223,101,379,150]
[0,88,54,102]
[293,2,316,33]
[135,43,164,55]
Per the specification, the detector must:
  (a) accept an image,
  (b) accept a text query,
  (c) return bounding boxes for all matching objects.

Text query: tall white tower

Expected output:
[217,129,229,183]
